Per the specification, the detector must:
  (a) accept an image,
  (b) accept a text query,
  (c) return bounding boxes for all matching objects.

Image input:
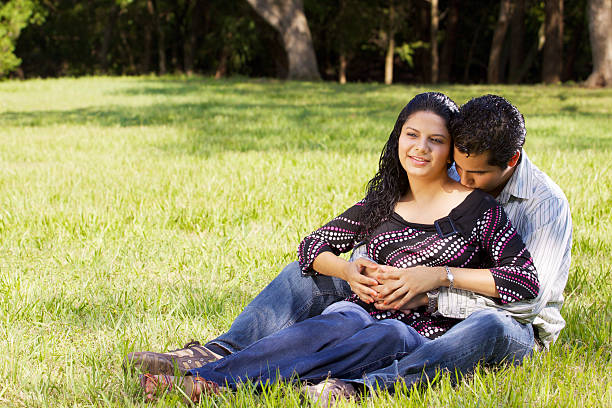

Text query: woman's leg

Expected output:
[208,262,352,354]
[188,302,427,389]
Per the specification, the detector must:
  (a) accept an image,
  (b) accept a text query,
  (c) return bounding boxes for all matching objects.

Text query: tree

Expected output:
[384,1,396,85]
[585,0,612,87]
[487,0,514,84]
[542,0,563,84]
[439,0,459,83]
[245,0,319,80]
[430,0,439,84]
[508,0,525,83]
[0,0,42,77]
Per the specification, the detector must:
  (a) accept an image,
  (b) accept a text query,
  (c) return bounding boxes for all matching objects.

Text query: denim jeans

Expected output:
[190,301,427,388]
[208,261,353,354]
[346,308,535,392]
[207,261,534,389]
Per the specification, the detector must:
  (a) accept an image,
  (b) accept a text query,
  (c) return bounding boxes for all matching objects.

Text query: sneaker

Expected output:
[302,378,357,407]
[125,341,224,375]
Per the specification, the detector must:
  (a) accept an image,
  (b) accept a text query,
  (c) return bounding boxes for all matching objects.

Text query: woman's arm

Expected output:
[298,200,381,303]
[312,252,380,303]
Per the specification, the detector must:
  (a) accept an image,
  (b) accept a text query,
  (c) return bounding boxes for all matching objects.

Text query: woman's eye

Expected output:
[407,132,417,138]
[431,138,443,144]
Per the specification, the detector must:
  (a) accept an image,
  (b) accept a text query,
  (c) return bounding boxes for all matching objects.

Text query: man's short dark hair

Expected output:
[453,94,526,169]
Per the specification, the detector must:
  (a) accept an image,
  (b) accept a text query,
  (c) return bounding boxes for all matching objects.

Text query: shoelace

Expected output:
[167,340,201,353]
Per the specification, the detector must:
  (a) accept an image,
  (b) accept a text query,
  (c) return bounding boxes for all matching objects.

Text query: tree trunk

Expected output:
[463,19,483,82]
[99,6,119,72]
[487,0,514,84]
[542,0,563,84]
[508,0,525,83]
[339,53,347,84]
[215,42,229,79]
[439,0,459,83]
[246,0,320,80]
[384,3,395,85]
[152,0,166,75]
[585,0,612,87]
[182,0,195,76]
[430,0,439,84]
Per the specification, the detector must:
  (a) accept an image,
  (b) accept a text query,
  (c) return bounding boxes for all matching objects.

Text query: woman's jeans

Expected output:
[189,301,428,388]
[206,261,535,391]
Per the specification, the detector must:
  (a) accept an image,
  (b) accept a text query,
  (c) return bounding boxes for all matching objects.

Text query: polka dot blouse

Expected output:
[298,189,539,339]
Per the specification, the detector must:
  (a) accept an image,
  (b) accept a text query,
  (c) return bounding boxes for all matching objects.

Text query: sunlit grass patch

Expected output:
[0,77,610,407]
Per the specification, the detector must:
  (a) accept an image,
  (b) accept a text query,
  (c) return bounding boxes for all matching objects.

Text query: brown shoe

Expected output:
[302,378,357,407]
[139,373,222,403]
[126,341,224,375]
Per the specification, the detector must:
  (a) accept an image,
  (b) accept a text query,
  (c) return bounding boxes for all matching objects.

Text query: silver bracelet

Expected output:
[444,265,454,290]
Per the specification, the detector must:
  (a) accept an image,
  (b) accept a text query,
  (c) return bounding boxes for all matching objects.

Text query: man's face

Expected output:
[453,147,515,196]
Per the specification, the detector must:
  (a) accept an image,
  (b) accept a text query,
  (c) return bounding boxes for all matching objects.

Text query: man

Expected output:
[127,95,572,399]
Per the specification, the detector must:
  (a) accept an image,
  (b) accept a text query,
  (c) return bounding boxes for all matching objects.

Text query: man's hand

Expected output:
[342,257,381,304]
[373,265,444,309]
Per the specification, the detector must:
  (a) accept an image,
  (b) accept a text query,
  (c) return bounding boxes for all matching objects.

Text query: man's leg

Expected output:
[345,309,535,392]
[207,261,352,354]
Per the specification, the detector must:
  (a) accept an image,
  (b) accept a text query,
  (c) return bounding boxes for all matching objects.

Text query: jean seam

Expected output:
[342,352,406,378]
[279,298,316,330]
[279,287,350,330]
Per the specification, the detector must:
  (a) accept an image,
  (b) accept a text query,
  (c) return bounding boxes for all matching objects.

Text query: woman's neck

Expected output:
[403,174,451,203]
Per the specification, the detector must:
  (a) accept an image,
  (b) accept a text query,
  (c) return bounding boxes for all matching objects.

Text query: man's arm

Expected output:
[438,197,572,328]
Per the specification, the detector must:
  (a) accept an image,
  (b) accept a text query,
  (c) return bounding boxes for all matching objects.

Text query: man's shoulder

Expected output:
[522,155,570,211]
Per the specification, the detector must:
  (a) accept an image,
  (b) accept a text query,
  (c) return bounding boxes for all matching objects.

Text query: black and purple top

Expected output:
[298,189,539,339]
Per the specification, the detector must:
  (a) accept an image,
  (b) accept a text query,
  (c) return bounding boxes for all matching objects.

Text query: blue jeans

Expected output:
[207,262,534,389]
[208,262,353,354]
[346,308,535,392]
[190,301,427,388]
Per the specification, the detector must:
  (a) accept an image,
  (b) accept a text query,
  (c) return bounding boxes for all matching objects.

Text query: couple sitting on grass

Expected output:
[127,93,572,405]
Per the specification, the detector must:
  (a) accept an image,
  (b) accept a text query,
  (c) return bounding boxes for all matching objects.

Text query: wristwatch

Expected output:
[444,265,454,290]
[427,289,439,314]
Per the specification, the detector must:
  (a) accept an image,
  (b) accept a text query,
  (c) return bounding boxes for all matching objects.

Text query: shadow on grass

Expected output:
[0,101,393,154]
[1,79,610,154]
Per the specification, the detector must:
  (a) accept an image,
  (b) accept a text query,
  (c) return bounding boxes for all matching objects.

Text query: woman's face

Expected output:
[397,111,451,180]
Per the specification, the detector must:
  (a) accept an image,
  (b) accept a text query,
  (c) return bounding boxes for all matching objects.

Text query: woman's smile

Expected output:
[398,111,451,178]
[408,155,430,165]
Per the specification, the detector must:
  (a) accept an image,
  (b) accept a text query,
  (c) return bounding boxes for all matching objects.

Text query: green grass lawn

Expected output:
[0,77,610,407]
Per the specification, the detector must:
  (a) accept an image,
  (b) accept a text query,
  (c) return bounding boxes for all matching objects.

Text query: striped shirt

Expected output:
[438,151,572,348]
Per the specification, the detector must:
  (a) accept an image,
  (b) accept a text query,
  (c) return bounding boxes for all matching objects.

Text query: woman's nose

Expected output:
[414,136,428,151]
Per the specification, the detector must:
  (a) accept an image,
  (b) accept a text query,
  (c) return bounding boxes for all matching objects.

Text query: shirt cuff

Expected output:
[437,287,489,319]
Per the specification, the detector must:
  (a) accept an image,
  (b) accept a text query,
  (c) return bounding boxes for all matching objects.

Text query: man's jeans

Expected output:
[191,301,427,388]
[207,261,534,389]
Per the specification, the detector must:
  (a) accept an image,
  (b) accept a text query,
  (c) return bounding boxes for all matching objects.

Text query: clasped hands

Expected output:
[344,257,440,312]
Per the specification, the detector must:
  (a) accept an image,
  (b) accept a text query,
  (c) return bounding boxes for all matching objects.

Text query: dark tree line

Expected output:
[4,0,610,86]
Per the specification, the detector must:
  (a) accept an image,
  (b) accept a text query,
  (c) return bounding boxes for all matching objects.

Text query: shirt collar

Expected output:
[497,150,533,203]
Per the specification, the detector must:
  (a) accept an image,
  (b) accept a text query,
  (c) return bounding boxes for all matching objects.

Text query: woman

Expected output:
[139,92,539,402]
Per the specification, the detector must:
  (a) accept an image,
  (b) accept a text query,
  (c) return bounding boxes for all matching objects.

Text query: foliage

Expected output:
[0,0,44,77]
[0,77,610,406]
[6,0,594,84]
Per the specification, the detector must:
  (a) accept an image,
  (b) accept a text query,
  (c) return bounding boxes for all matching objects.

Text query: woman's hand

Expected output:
[373,265,444,309]
[375,292,428,311]
[341,257,381,304]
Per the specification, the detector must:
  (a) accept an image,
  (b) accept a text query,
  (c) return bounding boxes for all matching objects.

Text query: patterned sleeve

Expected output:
[298,201,365,276]
[478,204,540,303]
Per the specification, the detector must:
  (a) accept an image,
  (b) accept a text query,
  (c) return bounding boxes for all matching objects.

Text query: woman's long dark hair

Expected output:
[358,92,459,237]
